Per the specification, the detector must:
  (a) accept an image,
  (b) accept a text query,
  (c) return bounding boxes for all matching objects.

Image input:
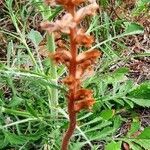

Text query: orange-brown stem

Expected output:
[61,99,76,150]
[61,5,78,150]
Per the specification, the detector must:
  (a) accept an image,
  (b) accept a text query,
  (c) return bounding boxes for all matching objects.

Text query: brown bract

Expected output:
[76,64,94,80]
[75,29,94,47]
[74,2,99,23]
[76,49,101,64]
[74,88,95,112]
[40,13,76,34]
[53,49,72,66]
[56,39,67,48]
[74,98,95,112]
[63,76,80,90]
[46,0,86,7]
[75,89,93,100]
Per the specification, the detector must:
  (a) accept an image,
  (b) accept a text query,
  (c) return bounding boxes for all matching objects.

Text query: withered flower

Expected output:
[41,0,101,150]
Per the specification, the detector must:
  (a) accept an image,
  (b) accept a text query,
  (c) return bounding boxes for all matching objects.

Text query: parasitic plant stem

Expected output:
[61,101,76,150]
[61,8,78,149]
[41,0,101,149]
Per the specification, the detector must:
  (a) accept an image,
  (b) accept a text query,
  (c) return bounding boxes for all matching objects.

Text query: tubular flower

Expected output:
[41,0,101,150]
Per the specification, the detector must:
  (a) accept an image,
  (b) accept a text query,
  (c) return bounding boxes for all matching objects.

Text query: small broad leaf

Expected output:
[4,132,27,145]
[8,96,23,107]
[138,127,150,139]
[27,29,43,47]
[107,67,130,84]
[114,98,125,106]
[70,142,83,150]
[100,109,115,120]
[113,115,122,130]
[124,23,144,35]
[105,141,122,150]
[114,67,129,74]
[127,120,141,137]
[105,73,127,84]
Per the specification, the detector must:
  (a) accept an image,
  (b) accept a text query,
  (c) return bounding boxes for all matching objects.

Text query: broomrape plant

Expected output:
[41,0,101,149]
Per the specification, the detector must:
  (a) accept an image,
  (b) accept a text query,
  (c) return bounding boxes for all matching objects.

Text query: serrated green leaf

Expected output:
[119,80,134,94]
[83,121,112,134]
[3,130,42,146]
[128,98,150,107]
[124,23,144,35]
[89,126,115,141]
[127,127,150,150]
[134,139,150,150]
[114,98,125,106]
[129,82,150,99]
[128,142,143,150]
[123,98,134,108]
